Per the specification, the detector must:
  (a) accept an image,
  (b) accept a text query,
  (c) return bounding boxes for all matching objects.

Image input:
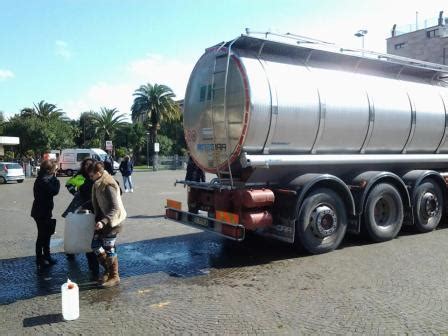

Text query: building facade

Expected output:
[387,11,448,65]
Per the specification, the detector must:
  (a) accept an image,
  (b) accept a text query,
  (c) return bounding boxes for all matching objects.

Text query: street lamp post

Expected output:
[146,132,150,169]
[354,29,368,52]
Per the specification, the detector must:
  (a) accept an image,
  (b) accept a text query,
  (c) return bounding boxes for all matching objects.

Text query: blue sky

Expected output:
[1,0,447,119]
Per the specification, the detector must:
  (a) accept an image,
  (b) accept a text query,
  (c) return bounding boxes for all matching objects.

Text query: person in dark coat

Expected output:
[31,160,60,269]
[103,155,114,175]
[186,156,205,182]
[119,155,134,192]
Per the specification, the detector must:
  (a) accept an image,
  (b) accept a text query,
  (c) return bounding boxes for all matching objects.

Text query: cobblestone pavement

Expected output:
[2,170,448,335]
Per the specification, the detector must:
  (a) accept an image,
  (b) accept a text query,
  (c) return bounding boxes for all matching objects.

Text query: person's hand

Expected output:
[95,222,104,230]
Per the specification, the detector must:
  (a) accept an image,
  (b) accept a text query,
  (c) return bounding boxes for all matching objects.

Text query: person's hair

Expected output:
[40,159,57,175]
[80,158,95,175]
[87,161,105,175]
[124,155,130,161]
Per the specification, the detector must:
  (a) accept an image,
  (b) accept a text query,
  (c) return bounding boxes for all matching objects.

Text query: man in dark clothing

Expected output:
[103,155,114,175]
[186,156,205,182]
[31,160,60,269]
[119,155,134,192]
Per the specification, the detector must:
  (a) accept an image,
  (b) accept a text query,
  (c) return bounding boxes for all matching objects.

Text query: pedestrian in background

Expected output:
[88,162,127,287]
[186,156,205,182]
[119,155,134,192]
[103,154,114,175]
[31,160,60,270]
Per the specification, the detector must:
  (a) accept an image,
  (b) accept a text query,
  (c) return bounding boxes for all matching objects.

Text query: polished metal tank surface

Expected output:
[183,33,448,173]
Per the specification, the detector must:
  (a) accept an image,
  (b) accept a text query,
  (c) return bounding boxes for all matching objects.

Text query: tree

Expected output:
[91,107,126,145]
[4,112,76,155]
[20,100,66,121]
[0,111,4,135]
[131,83,180,168]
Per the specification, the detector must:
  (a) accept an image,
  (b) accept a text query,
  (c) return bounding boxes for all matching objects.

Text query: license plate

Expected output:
[193,216,208,227]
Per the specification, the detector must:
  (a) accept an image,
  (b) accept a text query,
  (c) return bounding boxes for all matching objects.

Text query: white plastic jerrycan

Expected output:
[61,279,79,320]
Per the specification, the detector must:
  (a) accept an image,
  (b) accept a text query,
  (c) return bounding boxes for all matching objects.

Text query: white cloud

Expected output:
[62,53,194,119]
[55,40,72,60]
[0,69,14,81]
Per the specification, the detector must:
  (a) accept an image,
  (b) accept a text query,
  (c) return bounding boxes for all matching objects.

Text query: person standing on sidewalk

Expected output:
[119,155,134,193]
[31,160,60,270]
[88,162,127,287]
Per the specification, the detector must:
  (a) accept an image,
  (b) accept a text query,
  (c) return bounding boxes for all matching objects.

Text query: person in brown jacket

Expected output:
[87,162,127,287]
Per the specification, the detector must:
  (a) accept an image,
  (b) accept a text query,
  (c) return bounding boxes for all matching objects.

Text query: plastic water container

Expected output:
[64,211,96,254]
[61,279,79,320]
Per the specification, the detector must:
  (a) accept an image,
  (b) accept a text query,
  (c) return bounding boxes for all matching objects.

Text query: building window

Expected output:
[426,29,439,38]
[394,42,406,49]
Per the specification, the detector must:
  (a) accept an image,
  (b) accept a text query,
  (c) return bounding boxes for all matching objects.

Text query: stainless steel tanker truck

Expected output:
[166,31,448,254]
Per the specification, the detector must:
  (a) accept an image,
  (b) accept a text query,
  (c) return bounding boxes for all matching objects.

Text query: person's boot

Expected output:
[102,256,120,288]
[96,252,109,285]
[43,247,57,265]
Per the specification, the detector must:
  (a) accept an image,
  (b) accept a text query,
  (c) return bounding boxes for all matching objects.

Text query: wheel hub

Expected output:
[310,205,338,238]
[374,197,392,226]
[422,192,439,218]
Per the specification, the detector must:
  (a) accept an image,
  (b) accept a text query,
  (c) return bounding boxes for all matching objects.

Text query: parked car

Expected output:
[0,162,25,184]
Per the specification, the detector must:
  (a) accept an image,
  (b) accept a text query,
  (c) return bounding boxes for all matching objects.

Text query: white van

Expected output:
[59,148,110,176]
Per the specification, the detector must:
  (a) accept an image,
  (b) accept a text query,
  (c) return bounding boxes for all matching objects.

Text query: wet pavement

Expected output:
[2,171,448,334]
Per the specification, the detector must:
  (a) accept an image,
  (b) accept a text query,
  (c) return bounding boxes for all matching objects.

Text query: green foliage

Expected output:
[115,147,127,159]
[156,134,174,156]
[91,107,127,143]
[4,113,76,155]
[4,151,15,161]
[159,114,185,155]
[131,83,180,157]
[0,111,4,135]
[25,149,35,158]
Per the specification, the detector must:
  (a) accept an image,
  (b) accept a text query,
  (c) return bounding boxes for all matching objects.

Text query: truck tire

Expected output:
[364,183,404,242]
[413,180,443,233]
[296,188,347,254]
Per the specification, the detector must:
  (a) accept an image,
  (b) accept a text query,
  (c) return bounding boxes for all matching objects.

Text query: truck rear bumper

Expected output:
[165,207,245,242]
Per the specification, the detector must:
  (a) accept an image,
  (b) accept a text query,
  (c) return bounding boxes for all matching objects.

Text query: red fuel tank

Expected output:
[241,210,273,230]
[237,189,275,209]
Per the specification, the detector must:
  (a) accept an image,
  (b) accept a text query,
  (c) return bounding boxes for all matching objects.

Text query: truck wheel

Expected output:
[296,188,347,254]
[413,180,443,233]
[65,169,73,176]
[364,183,404,242]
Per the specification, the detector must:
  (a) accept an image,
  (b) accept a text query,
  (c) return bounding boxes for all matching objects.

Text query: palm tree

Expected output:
[131,83,180,141]
[33,100,65,121]
[20,107,35,118]
[131,83,180,169]
[20,100,66,121]
[91,107,126,144]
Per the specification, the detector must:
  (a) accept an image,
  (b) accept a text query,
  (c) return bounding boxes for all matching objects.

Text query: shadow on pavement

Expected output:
[127,215,165,219]
[23,314,63,327]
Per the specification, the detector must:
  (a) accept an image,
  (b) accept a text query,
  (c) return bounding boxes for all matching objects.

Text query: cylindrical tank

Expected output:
[183,40,448,173]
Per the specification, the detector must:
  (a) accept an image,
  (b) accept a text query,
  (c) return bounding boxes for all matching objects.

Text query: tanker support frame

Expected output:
[166,169,448,254]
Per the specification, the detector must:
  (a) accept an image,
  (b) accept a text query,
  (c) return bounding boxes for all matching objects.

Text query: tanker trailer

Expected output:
[166,31,448,254]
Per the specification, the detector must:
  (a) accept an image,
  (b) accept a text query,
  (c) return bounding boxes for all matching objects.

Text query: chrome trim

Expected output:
[241,153,448,168]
